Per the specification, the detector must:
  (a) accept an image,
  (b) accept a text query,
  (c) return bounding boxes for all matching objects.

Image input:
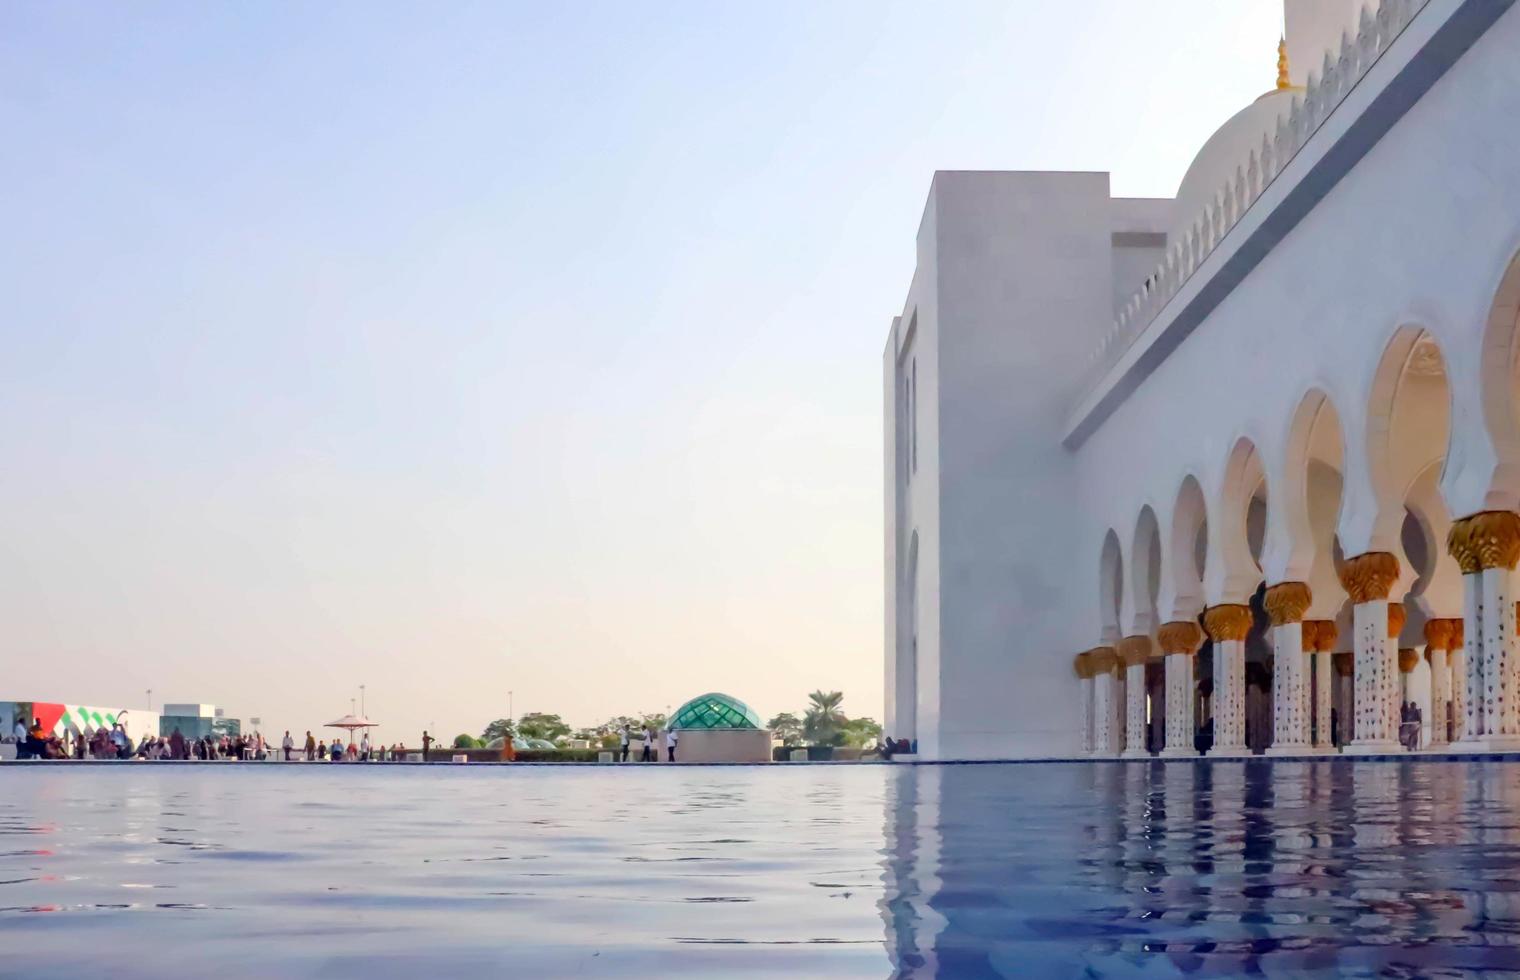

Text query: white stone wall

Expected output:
[1075,5,1520,613]
[883,1,1520,760]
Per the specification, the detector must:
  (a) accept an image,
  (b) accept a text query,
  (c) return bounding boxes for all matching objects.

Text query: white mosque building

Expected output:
[883,0,1520,761]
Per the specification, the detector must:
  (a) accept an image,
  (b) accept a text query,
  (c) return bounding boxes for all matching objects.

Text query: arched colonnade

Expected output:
[1074,249,1520,757]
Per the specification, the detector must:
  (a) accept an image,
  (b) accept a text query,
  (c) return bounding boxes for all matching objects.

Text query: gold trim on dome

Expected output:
[1204,604,1253,643]
[1263,582,1312,626]
[1448,511,1520,573]
[1387,602,1407,640]
[1157,621,1203,655]
[1338,552,1400,603]
[1276,37,1291,90]
[1118,635,1152,667]
[1088,646,1117,673]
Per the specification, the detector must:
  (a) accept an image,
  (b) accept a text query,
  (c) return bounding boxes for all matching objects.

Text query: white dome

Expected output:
[1170,89,1297,246]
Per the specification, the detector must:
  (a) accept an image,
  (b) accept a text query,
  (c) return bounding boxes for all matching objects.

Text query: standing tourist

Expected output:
[330,737,345,762]
[169,727,186,760]
[359,731,370,761]
[304,730,316,761]
[641,726,655,762]
[666,728,678,763]
[421,730,433,762]
[282,731,293,761]
[620,726,630,763]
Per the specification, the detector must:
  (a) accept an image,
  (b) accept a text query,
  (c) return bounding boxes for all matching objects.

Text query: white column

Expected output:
[1450,629,1466,747]
[1458,571,1485,744]
[1264,584,1313,756]
[1313,642,1335,751]
[1090,648,1120,756]
[1336,656,1355,747]
[1119,637,1150,758]
[1123,661,1146,757]
[1157,622,1200,757]
[1267,621,1310,754]
[1162,652,1195,756]
[1480,567,1520,747]
[1204,605,1249,757]
[1425,619,1455,749]
[1340,553,1402,754]
[1449,512,1520,752]
[1079,669,1095,755]
[1346,598,1400,752]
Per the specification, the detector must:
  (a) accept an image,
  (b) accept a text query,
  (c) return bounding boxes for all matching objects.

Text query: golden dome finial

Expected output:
[1276,36,1291,89]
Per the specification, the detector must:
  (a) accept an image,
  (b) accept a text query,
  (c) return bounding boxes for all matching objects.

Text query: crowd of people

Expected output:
[7,718,414,763]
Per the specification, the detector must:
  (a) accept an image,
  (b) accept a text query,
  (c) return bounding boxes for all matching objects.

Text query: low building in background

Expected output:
[159,703,241,740]
[666,692,772,763]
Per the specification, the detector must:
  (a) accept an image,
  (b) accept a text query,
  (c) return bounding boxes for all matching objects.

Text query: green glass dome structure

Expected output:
[669,692,762,731]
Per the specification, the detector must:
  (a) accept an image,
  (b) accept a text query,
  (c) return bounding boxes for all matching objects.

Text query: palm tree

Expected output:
[803,690,846,747]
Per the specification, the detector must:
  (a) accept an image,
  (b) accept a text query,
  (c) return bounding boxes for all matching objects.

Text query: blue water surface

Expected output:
[3,760,1520,977]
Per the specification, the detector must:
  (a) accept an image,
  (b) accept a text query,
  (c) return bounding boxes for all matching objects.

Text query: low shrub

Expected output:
[514,749,605,763]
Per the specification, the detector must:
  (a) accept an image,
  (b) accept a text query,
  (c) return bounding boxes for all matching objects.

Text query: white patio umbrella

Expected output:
[324,714,376,745]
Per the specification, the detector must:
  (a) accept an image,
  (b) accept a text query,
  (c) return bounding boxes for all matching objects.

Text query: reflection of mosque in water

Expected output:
[878,763,1520,975]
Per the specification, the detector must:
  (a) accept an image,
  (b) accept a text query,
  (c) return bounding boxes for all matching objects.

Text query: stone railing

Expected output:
[1082,0,1429,393]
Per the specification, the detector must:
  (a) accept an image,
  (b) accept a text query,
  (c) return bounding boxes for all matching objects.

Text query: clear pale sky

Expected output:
[1,2,1281,742]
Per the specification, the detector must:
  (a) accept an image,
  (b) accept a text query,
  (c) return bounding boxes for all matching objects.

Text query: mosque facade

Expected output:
[883,0,1520,760]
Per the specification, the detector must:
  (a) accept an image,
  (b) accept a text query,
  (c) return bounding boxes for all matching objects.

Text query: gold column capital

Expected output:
[1117,635,1152,667]
[1333,651,1354,677]
[1263,581,1312,625]
[1157,621,1203,655]
[1203,604,1253,643]
[1398,648,1419,674]
[1338,552,1400,603]
[1424,617,1456,651]
[1306,619,1338,653]
[1087,646,1117,673]
[1453,618,1465,649]
[1448,511,1520,573]
[1387,602,1407,640]
[1072,652,1092,679]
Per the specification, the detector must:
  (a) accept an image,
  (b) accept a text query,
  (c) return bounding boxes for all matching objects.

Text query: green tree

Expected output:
[516,712,571,743]
[840,716,882,748]
[803,690,847,747]
[480,718,516,744]
[639,711,667,732]
[767,712,804,746]
[453,733,479,749]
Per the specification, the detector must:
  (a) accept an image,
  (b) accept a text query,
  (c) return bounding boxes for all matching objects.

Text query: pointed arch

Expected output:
[1362,325,1452,558]
[1166,475,1208,622]
[1099,529,1123,643]
[1209,437,1266,604]
[1277,389,1347,617]
[1130,505,1161,635]
[1478,246,1520,511]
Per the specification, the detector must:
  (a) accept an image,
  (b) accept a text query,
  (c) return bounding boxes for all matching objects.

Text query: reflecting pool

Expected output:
[4,760,1520,977]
